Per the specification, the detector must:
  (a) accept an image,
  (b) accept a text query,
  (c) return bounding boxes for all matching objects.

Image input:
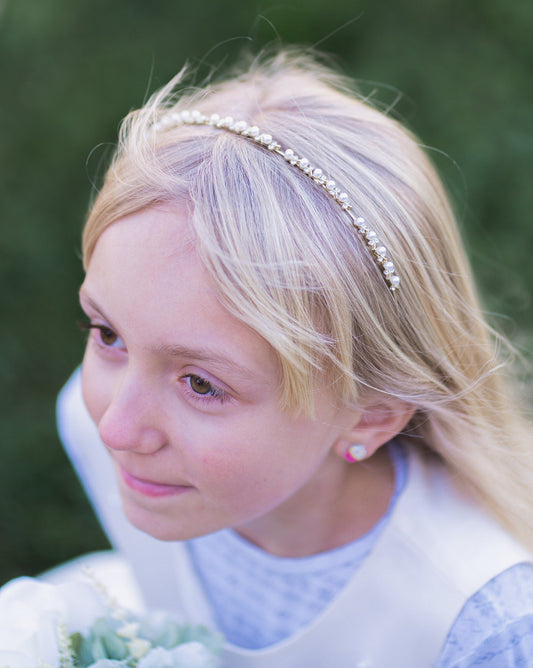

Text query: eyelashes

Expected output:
[183,374,228,403]
[78,320,123,348]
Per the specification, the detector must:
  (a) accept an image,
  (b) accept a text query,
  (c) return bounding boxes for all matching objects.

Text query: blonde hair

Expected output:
[82,49,533,549]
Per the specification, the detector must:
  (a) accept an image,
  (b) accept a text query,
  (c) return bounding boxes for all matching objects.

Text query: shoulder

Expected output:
[394,449,532,594]
[436,563,533,667]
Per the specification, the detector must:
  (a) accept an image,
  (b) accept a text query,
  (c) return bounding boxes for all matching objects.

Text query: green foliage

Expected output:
[75,618,129,665]
[0,0,532,584]
[69,612,223,667]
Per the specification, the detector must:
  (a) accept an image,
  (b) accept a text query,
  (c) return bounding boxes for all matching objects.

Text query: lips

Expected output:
[119,467,192,498]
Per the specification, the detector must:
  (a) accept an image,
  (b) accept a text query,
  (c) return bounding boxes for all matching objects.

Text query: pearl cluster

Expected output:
[152,110,401,292]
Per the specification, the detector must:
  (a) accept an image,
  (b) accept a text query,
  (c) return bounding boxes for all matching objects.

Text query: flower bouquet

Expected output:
[0,572,223,668]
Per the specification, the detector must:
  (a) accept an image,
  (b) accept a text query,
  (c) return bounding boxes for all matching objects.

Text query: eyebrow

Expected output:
[79,290,119,332]
[80,288,259,383]
[154,343,258,382]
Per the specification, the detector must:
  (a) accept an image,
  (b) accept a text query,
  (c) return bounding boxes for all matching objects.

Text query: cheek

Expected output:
[190,427,312,510]
[198,457,284,517]
[186,433,265,487]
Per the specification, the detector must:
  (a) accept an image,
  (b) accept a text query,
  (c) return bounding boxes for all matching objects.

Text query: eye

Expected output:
[97,326,118,346]
[78,321,125,350]
[188,375,213,395]
[183,374,228,403]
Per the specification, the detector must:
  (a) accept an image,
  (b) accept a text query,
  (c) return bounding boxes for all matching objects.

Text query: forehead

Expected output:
[92,204,196,274]
[82,204,281,382]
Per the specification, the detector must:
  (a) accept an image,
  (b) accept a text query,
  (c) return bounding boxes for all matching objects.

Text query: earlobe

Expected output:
[336,401,415,463]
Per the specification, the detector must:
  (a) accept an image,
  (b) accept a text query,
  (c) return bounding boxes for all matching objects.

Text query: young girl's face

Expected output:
[80,205,357,548]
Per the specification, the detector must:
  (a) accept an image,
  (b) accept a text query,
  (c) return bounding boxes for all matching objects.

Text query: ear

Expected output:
[333,401,415,462]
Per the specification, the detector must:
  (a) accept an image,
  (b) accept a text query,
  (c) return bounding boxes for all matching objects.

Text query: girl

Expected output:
[57,50,533,666]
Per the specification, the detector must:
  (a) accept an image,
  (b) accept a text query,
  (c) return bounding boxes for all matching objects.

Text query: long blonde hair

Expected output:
[82,49,533,549]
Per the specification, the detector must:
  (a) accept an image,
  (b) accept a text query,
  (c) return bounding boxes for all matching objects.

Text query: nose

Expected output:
[98,369,167,455]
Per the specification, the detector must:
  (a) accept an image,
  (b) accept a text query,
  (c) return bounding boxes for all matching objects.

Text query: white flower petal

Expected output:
[170,641,219,667]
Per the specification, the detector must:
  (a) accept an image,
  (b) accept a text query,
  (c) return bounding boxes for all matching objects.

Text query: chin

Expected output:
[119,497,212,542]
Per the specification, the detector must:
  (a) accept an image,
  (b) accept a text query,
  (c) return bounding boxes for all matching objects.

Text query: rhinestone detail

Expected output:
[151,110,401,292]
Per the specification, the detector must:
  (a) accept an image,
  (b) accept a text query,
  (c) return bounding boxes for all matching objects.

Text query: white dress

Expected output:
[54,370,532,667]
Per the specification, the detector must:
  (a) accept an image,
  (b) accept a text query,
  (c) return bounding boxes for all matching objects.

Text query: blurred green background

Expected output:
[1,0,532,585]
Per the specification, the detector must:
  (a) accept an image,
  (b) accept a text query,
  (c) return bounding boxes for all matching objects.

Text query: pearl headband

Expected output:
[152,109,401,292]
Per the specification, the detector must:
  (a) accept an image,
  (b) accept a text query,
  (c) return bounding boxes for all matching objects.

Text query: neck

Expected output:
[234,446,395,558]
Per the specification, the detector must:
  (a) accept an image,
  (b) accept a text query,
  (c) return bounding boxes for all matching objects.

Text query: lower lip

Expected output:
[120,468,192,498]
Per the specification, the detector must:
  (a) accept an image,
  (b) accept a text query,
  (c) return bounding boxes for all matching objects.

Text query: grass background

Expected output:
[1,0,532,585]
